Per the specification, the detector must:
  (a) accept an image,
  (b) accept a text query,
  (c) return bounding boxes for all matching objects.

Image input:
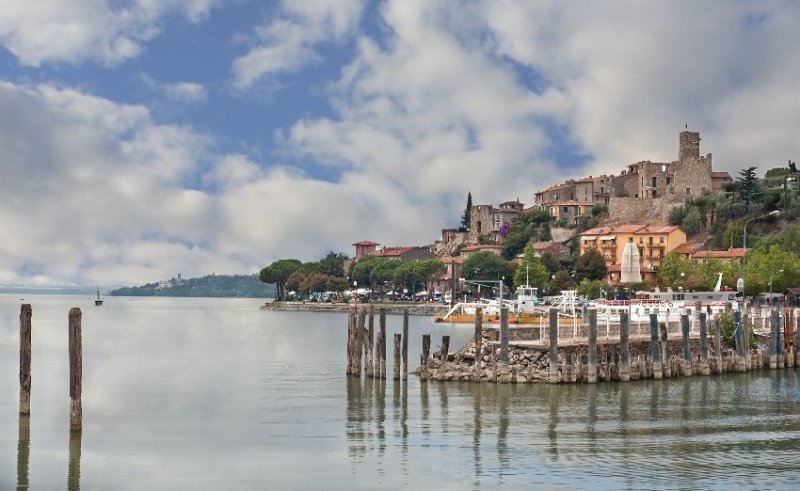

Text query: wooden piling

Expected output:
[548,308,558,384]
[438,336,450,382]
[499,307,509,365]
[68,308,82,431]
[365,305,374,377]
[733,311,746,372]
[714,315,723,374]
[378,308,387,379]
[393,333,402,380]
[474,307,483,381]
[619,311,630,382]
[17,414,30,490]
[346,305,355,374]
[19,304,32,414]
[402,309,409,380]
[354,308,365,376]
[649,313,662,379]
[660,323,671,378]
[769,308,779,369]
[587,308,598,383]
[680,313,691,377]
[699,312,710,375]
[420,334,431,381]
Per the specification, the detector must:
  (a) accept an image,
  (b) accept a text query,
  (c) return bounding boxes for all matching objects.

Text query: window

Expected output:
[660,237,664,243]
[563,206,569,214]
[686,187,691,194]
[666,176,671,185]
[477,221,482,234]
[662,164,667,172]
[670,187,674,194]
[652,177,657,188]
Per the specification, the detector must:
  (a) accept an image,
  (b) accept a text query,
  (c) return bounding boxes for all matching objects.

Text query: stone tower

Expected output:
[679,131,701,160]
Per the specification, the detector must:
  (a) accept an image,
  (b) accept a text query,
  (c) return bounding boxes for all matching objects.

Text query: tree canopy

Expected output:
[575,249,607,282]
[259,259,303,300]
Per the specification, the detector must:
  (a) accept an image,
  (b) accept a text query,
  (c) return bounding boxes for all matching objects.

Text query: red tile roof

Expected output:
[711,171,732,179]
[671,243,704,255]
[692,248,747,259]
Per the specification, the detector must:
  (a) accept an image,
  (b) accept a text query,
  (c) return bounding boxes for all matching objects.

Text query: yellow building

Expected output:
[579,225,687,281]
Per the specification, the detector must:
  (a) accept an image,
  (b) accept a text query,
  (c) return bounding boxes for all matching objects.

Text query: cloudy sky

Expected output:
[1,0,798,286]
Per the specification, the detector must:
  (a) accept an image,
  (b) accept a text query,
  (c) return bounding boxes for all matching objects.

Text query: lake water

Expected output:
[1,295,799,490]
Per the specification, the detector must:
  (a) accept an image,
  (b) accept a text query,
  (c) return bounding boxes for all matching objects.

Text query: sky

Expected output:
[1,0,799,286]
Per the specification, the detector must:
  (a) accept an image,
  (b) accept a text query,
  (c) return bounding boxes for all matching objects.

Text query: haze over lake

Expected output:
[1,295,798,490]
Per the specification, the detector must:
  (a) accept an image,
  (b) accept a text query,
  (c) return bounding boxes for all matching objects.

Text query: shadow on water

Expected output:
[68,430,81,491]
[17,414,29,491]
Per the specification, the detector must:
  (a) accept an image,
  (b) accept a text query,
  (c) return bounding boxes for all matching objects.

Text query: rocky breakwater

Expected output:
[261,301,445,316]
[416,330,786,384]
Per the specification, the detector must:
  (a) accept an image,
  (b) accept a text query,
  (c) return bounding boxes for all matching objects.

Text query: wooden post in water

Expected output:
[19,304,32,414]
[499,307,509,365]
[68,308,82,431]
[660,323,671,378]
[346,305,354,374]
[355,308,365,376]
[365,305,375,377]
[393,333,402,380]
[619,311,630,382]
[693,301,702,335]
[699,312,710,375]
[769,308,779,369]
[587,308,598,383]
[680,313,691,377]
[714,315,723,374]
[548,308,558,384]
[785,308,794,368]
[379,308,387,379]
[649,313,662,379]
[474,307,483,381]
[438,336,450,382]
[420,334,431,381]
[402,309,409,380]
[733,311,746,372]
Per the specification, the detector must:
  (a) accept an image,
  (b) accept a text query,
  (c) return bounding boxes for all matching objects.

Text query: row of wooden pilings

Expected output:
[18,304,83,430]
[347,305,800,383]
[346,304,411,380]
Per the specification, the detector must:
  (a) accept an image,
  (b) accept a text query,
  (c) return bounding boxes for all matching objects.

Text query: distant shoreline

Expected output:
[260,301,446,316]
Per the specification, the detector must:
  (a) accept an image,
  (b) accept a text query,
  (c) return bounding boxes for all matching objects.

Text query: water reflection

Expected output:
[547,384,559,458]
[17,414,29,491]
[67,431,81,491]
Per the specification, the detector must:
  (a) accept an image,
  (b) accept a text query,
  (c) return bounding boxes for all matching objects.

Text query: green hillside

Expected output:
[110,274,276,298]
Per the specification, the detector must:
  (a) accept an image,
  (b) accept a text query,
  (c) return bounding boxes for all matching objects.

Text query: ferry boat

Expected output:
[592,273,736,323]
[433,287,579,324]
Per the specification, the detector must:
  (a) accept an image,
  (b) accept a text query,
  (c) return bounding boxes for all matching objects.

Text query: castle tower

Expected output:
[679,131,700,160]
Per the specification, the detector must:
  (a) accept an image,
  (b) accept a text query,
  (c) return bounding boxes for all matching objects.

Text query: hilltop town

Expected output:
[261,130,800,301]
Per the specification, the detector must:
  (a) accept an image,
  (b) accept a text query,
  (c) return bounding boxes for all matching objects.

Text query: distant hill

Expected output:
[109,274,276,298]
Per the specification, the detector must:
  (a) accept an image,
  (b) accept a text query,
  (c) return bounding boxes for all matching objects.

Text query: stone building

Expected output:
[469,200,524,242]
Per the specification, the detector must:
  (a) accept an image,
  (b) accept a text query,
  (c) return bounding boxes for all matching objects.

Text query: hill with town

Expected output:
[259,130,799,302]
[110,274,276,298]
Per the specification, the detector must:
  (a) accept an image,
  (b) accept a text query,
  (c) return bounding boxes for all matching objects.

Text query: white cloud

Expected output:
[0,0,214,66]
[231,0,366,89]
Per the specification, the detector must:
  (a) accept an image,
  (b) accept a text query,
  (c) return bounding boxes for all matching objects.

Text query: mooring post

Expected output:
[365,305,375,377]
[549,308,558,384]
[355,307,366,376]
[714,315,723,374]
[402,308,409,380]
[699,312,710,375]
[619,311,630,382]
[393,333,402,380]
[769,308,779,369]
[785,308,794,368]
[693,301,702,335]
[474,307,483,381]
[17,413,30,490]
[587,308,598,383]
[19,304,32,414]
[68,308,82,431]
[438,336,450,382]
[379,308,387,379]
[499,307,509,365]
[660,323,671,378]
[420,334,431,381]
[346,305,355,375]
[649,313,662,379]
[680,313,691,377]
[733,310,746,372]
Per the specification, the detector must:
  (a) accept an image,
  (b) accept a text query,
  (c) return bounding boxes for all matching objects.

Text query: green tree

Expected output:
[743,245,800,297]
[285,270,305,294]
[350,256,393,288]
[575,249,607,282]
[317,251,348,277]
[682,207,705,236]
[549,270,576,295]
[460,192,472,232]
[576,278,605,300]
[540,251,560,276]
[300,272,331,296]
[738,166,760,204]
[513,244,549,289]
[417,259,447,295]
[393,261,425,295]
[259,259,303,300]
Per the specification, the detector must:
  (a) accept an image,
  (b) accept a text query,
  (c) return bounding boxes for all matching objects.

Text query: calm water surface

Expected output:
[1,295,799,490]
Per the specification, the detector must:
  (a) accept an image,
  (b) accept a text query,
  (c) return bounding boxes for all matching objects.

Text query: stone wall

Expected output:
[608,197,676,224]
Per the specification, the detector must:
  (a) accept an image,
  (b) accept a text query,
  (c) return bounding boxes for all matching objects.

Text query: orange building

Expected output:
[580,224,687,283]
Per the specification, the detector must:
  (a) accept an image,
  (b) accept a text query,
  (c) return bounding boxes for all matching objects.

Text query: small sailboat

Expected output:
[94,287,104,306]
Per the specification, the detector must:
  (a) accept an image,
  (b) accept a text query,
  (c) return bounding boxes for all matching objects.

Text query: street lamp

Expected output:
[741,210,780,300]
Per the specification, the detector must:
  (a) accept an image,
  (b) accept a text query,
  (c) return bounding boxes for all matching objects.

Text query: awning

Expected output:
[599,235,616,240]
[582,235,597,240]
